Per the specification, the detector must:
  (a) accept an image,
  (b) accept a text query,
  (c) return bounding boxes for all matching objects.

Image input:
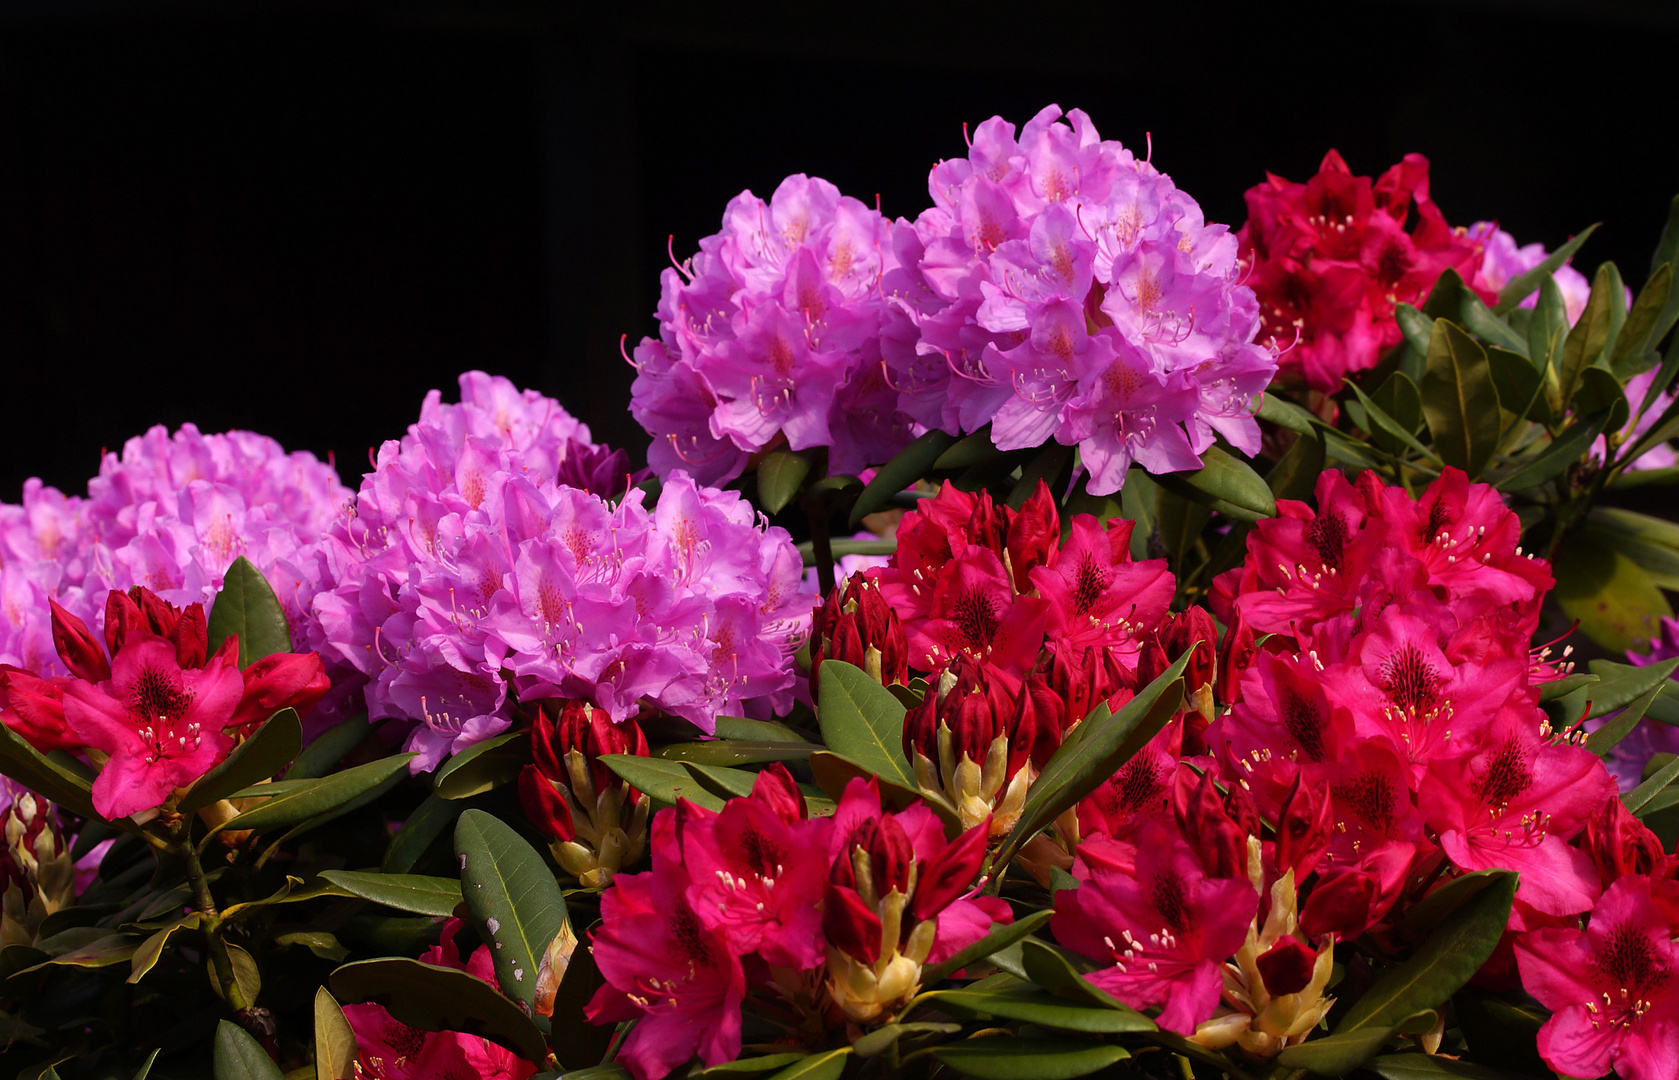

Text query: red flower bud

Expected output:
[1581,792,1674,884]
[750,763,806,823]
[822,881,884,965]
[1256,935,1318,997]
[228,651,330,732]
[532,699,647,797]
[1299,870,1377,942]
[833,816,917,899]
[1175,770,1257,879]
[1274,773,1334,883]
[1049,644,1132,728]
[0,669,81,753]
[49,600,109,683]
[518,763,577,843]
[964,489,1009,564]
[911,820,988,924]
[811,575,908,695]
[1005,481,1060,593]
[1217,610,1258,708]
[106,587,208,668]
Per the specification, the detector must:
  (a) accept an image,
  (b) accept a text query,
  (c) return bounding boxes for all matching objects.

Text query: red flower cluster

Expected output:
[1238,150,1488,391]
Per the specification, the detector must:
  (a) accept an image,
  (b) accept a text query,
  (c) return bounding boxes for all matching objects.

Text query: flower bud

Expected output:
[0,668,80,754]
[810,575,908,695]
[228,651,331,733]
[106,587,208,668]
[902,657,1059,835]
[49,599,110,683]
[1,792,75,948]
[1255,936,1317,997]
[1217,610,1258,708]
[1138,608,1218,728]
[522,699,650,888]
[1581,791,1673,884]
[1273,773,1333,883]
[1176,770,1259,880]
[1004,482,1060,594]
[1048,644,1131,729]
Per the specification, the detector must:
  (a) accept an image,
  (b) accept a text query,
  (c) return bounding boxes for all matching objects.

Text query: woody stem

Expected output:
[181,830,251,1013]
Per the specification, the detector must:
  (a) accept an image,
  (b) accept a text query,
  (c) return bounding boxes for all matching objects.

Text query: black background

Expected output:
[3,0,1677,501]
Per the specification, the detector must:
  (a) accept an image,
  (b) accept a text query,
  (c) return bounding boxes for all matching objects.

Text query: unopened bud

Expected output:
[520,700,650,888]
[1,793,74,948]
[811,575,908,695]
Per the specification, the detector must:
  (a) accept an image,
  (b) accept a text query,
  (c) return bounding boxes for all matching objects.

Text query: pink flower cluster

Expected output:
[311,372,808,771]
[631,175,918,485]
[0,425,351,681]
[586,768,1008,1080]
[885,106,1275,494]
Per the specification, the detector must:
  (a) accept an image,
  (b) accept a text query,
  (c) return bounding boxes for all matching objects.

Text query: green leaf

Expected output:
[927,983,1155,1033]
[550,927,613,1070]
[289,715,372,780]
[319,871,464,917]
[1529,276,1571,417]
[1257,393,1320,436]
[756,449,813,515]
[212,1019,282,1080]
[1118,470,1157,561]
[221,753,416,834]
[920,910,1055,986]
[382,792,464,873]
[435,732,529,800]
[1276,1011,1435,1076]
[599,754,725,810]
[681,761,759,800]
[934,427,1005,470]
[693,1055,807,1079]
[275,930,348,962]
[997,653,1190,867]
[1394,303,1436,354]
[1367,1052,1526,1079]
[654,739,820,767]
[852,1023,962,1057]
[180,709,302,814]
[131,1049,161,1080]
[314,987,359,1080]
[712,716,811,743]
[807,749,934,821]
[456,808,569,1017]
[1613,262,1674,376]
[207,555,292,668]
[1495,409,1610,491]
[1344,379,1439,463]
[1494,222,1599,313]
[761,1048,849,1080]
[1554,534,1673,653]
[850,430,956,527]
[1582,657,1679,718]
[1421,320,1502,478]
[933,1039,1129,1080]
[17,931,136,973]
[1401,870,1510,935]
[1575,365,1630,433]
[1486,347,1545,429]
[127,913,203,984]
[1160,445,1276,521]
[1590,524,1679,590]
[0,724,97,820]
[1155,487,1211,571]
[1336,872,1516,1036]
[1266,429,1325,505]
[1624,752,1679,815]
[1586,683,1665,756]
[206,941,262,1004]
[1018,938,1154,1024]
[815,660,915,789]
[330,957,548,1061]
[1458,287,1528,355]
[1007,443,1072,508]
[1558,263,1618,404]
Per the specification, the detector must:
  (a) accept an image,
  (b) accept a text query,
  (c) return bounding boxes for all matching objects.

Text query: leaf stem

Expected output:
[181,827,251,1012]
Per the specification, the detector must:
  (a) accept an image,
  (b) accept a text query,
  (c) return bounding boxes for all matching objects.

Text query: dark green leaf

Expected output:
[654,739,820,767]
[681,761,759,800]
[761,1049,849,1080]
[1494,222,1599,314]
[456,808,569,1017]
[1266,429,1324,505]
[206,941,262,1004]
[1367,1052,1528,1079]
[1401,870,1509,935]
[1613,263,1674,376]
[1485,348,1545,429]
[1582,656,1679,718]
[1495,409,1610,491]
[1458,287,1528,355]
[1007,444,1072,508]
[212,1019,282,1080]
[1336,872,1516,1036]
[713,716,811,743]
[928,983,1155,1033]
[435,732,529,800]
[1575,366,1630,433]
[1624,752,1679,815]
[1019,938,1150,1020]
[221,753,416,834]
[1118,470,1156,561]
[1395,303,1435,354]
[331,957,548,1061]
[797,537,896,566]
[383,792,464,873]
[806,750,936,822]
[1586,683,1665,756]
[850,430,957,527]
[1558,263,1618,403]
[852,1023,962,1057]
[180,709,302,814]
[756,449,813,515]
[1257,393,1320,436]
[131,1049,161,1080]
[1344,379,1439,462]
[1277,1012,1435,1076]
[934,427,1006,470]
[997,654,1190,867]
[1621,375,1679,468]
[207,556,292,668]
[551,927,613,1070]
[1539,672,1597,703]
[18,931,136,973]
[933,1039,1129,1080]
[314,987,359,1080]
[1421,321,1502,478]
[0,724,97,820]
[921,910,1055,986]
[1161,445,1276,520]
[1155,486,1211,571]
[815,660,914,789]
[289,715,373,780]
[1591,524,1679,590]
[276,930,348,961]
[600,754,725,810]
[1554,535,1673,652]
[1591,504,1679,550]
[128,913,203,984]
[319,871,464,917]
[692,1055,806,1079]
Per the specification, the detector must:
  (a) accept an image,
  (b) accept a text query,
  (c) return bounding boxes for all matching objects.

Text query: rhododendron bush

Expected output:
[9,109,1679,1080]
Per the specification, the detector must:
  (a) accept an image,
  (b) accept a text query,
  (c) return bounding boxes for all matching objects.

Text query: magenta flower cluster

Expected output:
[0,425,352,679]
[312,372,809,771]
[631,175,917,485]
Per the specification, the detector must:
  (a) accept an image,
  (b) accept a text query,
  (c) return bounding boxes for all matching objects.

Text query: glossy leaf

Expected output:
[1402,870,1509,935]
[222,753,416,834]
[550,927,613,1070]
[1394,303,1435,353]
[1485,347,1545,429]
[1457,287,1527,354]
[654,739,820,767]
[1613,262,1673,375]
[131,1049,161,1080]
[1421,320,1501,478]
[927,983,1155,1033]
[852,1023,961,1057]
[330,956,548,1061]
[1265,428,1324,505]
[207,555,292,668]
[933,1039,1129,1080]
[693,1055,806,1079]
[456,808,569,1017]
[1156,487,1211,571]
[1559,263,1618,403]
[850,430,956,527]
[815,659,915,790]
[1019,939,1140,1016]
[127,913,203,984]
[1007,444,1072,508]
[206,942,262,1004]
[1277,1012,1435,1076]
[314,987,358,1080]
[435,731,529,799]
[1624,752,1679,815]
[1554,534,1673,652]
[382,792,465,874]
[180,709,301,814]
[1494,222,1599,313]
[0,724,97,820]
[1575,365,1630,433]
[807,750,933,820]
[1589,523,1679,590]
[212,1020,282,1080]
[1162,445,1276,520]
[1366,1053,1524,1079]
[288,714,372,780]
[997,652,1190,867]
[275,931,348,962]
[756,449,813,515]
[1344,379,1438,462]
[1582,656,1679,718]
[319,871,464,917]
[1256,393,1319,436]
[681,761,759,800]
[761,1048,849,1080]
[713,716,811,743]
[920,909,1055,986]
[933,427,1004,470]
[1336,872,1516,1036]
[1495,409,1610,491]
[1586,683,1665,756]
[600,754,725,810]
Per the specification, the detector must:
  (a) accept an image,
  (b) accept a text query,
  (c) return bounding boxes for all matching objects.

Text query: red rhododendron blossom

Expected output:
[1516,876,1679,1080]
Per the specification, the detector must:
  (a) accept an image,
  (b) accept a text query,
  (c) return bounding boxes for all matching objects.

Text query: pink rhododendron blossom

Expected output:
[886,106,1274,494]
[632,175,918,484]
